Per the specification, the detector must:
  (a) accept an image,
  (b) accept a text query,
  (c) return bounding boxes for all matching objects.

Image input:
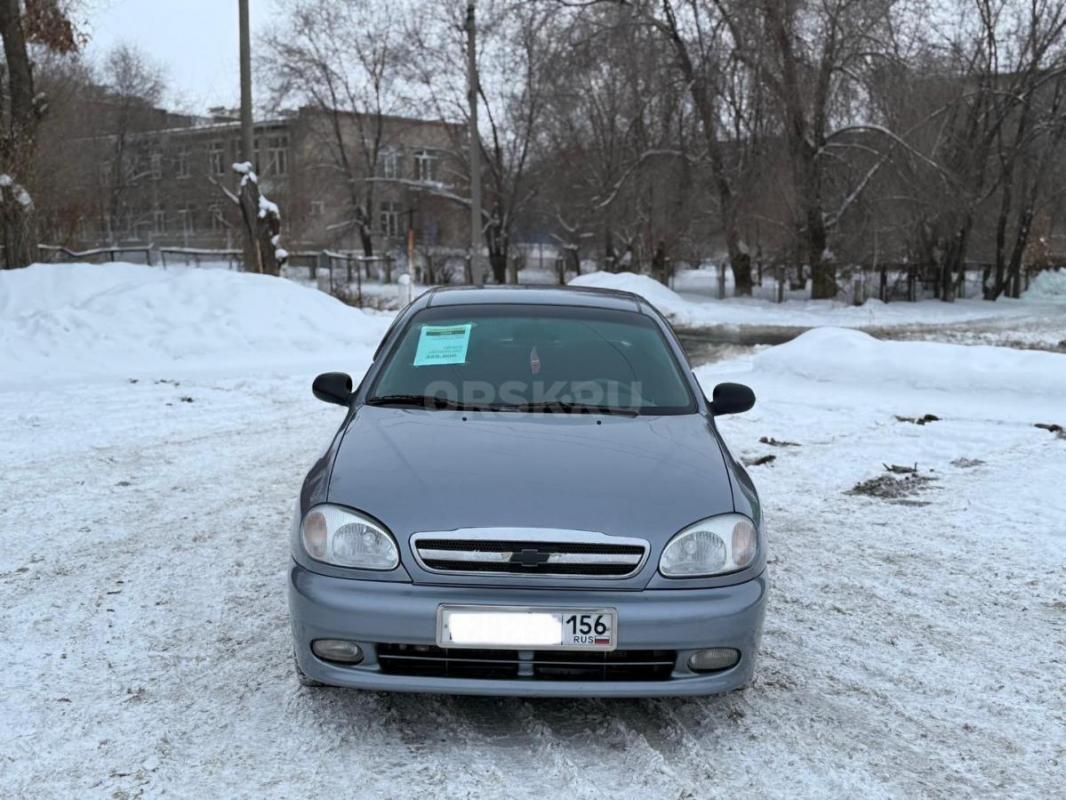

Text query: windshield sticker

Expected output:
[413,323,472,367]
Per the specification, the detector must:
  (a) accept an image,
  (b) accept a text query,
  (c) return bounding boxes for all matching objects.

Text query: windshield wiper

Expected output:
[513,401,639,417]
[368,395,640,416]
[366,394,472,411]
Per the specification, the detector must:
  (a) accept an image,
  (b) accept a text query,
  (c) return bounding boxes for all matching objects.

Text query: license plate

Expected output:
[437,605,617,651]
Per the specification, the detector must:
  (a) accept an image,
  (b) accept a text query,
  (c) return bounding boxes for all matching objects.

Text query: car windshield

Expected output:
[368,303,696,415]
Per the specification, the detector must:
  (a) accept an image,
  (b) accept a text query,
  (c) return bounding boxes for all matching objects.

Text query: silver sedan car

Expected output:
[289,285,766,697]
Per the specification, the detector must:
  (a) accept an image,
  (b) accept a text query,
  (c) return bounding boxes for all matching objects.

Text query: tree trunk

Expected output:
[238,186,262,273]
[489,250,507,284]
[566,246,580,278]
[604,228,618,273]
[990,178,1012,300]
[727,243,753,296]
[236,175,282,277]
[485,221,507,284]
[0,0,39,269]
[359,223,374,258]
[942,220,972,302]
[807,205,835,299]
[1006,207,1033,299]
[238,0,260,274]
[0,179,35,267]
[660,2,752,295]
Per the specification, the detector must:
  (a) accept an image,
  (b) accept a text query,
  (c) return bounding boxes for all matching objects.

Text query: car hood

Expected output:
[327,406,735,548]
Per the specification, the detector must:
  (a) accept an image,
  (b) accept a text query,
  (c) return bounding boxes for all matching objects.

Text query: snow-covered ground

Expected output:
[572,270,1066,349]
[2,264,1065,798]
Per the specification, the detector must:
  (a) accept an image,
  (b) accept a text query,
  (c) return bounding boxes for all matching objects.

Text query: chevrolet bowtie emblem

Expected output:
[509,548,552,568]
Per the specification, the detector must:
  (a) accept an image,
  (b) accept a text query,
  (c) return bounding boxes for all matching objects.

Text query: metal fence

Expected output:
[38,243,1054,306]
[675,261,1055,303]
[37,244,155,265]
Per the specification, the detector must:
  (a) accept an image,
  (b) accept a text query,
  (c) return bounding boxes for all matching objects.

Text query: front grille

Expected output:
[376,644,676,682]
[411,530,649,578]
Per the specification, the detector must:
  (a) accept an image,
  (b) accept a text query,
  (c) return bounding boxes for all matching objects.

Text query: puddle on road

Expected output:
[675,316,1066,367]
[675,328,781,366]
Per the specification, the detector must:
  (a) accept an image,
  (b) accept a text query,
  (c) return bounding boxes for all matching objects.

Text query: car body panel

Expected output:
[290,562,767,697]
[424,284,643,312]
[323,405,738,590]
[289,284,767,696]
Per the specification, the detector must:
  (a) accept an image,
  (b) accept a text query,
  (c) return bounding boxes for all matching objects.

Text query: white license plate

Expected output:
[437,606,617,651]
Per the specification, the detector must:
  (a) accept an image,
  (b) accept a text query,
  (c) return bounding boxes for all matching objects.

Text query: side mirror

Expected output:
[313,372,353,406]
[711,382,755,416]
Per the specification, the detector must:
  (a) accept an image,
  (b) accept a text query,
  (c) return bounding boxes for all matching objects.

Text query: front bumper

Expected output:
[288,562,767,697]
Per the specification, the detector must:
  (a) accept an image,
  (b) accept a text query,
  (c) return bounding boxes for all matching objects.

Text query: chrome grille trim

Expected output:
[416,549,643,565]
[410,528,650,579]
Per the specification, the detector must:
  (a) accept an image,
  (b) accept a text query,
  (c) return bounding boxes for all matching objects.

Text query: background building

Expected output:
[43,99,468,259]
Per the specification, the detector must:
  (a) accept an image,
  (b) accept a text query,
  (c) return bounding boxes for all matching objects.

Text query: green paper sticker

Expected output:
[413,323,472,367]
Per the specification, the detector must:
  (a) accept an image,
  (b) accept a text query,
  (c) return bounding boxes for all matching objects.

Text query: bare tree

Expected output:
[653,0,757,293]
[0,0,79,267]
[262,0,406,257]
[983,0,1066,298]
[869,0,1066,300]
[401,0,562,284]
[95,45,166,244]
[537,2,701,279]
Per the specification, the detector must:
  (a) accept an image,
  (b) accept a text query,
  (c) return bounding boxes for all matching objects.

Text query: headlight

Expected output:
[300,505,399,570]
[659,514,758,577]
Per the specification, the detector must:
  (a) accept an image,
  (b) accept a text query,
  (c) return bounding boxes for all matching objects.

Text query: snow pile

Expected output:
[0,173,33,208]
[570,271,692,318]
[570,269,1054,329]
[754,327,1066,397]
[698,326,1066,420]
[1023,268,1066,301]
[0,263,392,385]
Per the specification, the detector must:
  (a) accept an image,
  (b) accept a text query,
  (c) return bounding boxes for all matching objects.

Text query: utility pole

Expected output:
[466,1,482,284]
[238,0,260,272]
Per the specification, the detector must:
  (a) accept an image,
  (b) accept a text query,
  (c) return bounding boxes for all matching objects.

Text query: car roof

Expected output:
[422,284,645,313]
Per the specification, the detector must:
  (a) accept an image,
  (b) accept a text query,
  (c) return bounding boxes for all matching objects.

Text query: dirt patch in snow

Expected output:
[847,470,938,504]
[895,413,940,425]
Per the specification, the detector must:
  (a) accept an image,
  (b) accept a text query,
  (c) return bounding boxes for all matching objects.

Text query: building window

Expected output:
[150,152,163,181]
[378,148,401,179]
[209,204,224,232]
[379,201,402,237]
[265,135,288,176]
[211,142,226,176]
[176,205,196,235]
[177,150,191,179]
[414,150,438,182]
[423,219,440,246]
[310,200,325,218]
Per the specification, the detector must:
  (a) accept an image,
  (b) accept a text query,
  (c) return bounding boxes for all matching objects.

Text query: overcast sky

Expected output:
[84,0,277,111]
